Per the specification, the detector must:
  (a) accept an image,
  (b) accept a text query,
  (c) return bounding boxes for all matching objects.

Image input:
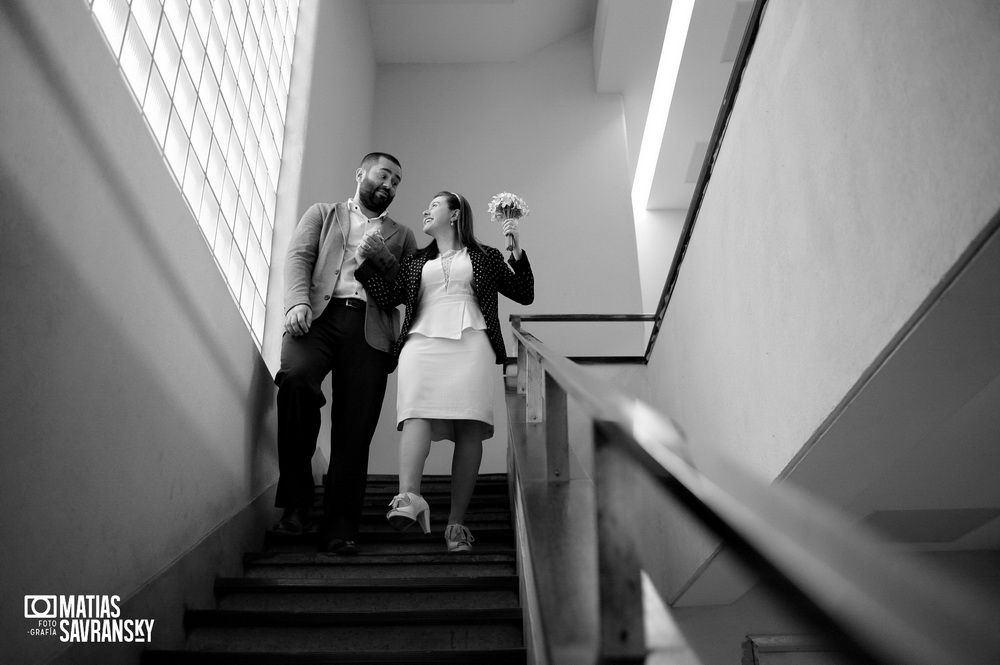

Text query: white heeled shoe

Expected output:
[387,492,431,534]
[444,523,475,553]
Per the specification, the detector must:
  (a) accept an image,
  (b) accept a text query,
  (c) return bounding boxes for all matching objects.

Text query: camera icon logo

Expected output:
[24,596,58,619]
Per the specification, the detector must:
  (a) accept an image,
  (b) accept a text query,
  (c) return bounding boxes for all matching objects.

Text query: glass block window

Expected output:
[85,0,299,348]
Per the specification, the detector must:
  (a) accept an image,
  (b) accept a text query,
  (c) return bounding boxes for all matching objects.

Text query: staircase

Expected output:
[143,474,526,664]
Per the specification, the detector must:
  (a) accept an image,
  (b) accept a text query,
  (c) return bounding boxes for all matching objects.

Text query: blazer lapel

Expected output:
[380,217,400,242]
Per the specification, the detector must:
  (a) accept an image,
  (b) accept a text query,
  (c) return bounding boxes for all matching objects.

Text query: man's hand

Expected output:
[284,304,313,336]
[356,229,385,262]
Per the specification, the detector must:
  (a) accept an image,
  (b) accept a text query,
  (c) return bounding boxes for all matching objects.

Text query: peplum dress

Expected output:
[396,247,495,442]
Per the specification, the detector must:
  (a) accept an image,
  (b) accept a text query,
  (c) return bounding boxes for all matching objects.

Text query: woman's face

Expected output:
[422,196,456,236]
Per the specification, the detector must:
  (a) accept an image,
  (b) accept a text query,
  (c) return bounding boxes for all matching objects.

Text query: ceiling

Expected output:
[366,0,752,211]
[364,0,1000,604]
[367,0,597,65]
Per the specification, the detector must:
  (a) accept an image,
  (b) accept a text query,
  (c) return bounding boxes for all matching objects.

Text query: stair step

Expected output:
[327,484,509,497]
[355,507,511,520]
[183,608,524,651]
[143,647,527,664]
[262,538,514,555]
[142,474,522,662]
[328,493,511,507]
[265,525,513,550]
[215,576,521,611]
[243,551,518,579]
[288,513,512,531]
[350,473,509,486]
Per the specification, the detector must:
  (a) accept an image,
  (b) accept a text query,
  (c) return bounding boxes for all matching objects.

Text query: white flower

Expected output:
[488,192,530,221]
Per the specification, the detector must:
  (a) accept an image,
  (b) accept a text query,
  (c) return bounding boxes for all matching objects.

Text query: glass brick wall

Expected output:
[84,0,299,347]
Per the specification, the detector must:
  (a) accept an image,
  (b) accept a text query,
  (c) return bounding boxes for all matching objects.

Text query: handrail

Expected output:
[516,314,656,322]
[507,314,654,365]
[507,319,1000,665]
[643,0,768,362]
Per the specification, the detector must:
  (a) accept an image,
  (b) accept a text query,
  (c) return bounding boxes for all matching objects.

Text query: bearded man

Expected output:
[272,152,417,554]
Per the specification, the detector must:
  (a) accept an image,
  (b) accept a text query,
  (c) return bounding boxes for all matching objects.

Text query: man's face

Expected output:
[357,158,402,214]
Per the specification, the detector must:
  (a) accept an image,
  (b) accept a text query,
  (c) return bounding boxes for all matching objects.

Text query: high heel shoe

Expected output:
[444,524,475,553]
[387,493,431,534]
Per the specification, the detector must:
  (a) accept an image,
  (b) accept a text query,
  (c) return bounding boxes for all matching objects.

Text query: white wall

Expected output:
[369,29,644,473]
[639,0,1000,603]
[634,208,686,314]
[0,1,281,661]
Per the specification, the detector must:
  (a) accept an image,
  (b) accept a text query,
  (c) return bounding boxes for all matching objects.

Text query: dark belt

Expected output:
[329,297,366,310]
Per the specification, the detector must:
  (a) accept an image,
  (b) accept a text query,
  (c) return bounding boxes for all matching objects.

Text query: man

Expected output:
[274,152,418,554]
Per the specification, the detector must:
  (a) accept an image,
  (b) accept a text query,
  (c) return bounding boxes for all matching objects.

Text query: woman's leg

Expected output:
[448,421,484,525]
[398,418,432,495]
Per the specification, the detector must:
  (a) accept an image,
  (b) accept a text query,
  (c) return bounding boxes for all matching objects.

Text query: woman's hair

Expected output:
[420,191,485,258]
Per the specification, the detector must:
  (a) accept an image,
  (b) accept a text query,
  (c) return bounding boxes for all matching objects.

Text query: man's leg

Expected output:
[321,309,392,548]
[274,313,337,521]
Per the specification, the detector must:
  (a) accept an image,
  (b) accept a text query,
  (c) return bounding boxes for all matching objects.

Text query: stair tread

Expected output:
[216,576,518,590]
[361,473,508,482]
[245,551,515,565]
[269,522,514,534]
[187,607,524,626]
[143,647,527,663]
[265,529,513,547]
[261,540,514,555]
[147,474,523,662]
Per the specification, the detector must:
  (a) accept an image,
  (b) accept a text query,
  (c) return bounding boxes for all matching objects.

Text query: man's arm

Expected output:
[282,204,325,335]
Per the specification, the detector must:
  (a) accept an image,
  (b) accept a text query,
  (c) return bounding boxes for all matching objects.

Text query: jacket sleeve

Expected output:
[497,249,534,306]
[357,255,409,310]
[364,226,418,284]
[283,204,325,314]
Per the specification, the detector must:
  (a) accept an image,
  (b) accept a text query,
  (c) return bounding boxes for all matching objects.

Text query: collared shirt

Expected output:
[332,198,387,301]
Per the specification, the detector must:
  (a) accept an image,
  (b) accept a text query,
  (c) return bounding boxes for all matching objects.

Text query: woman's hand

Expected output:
[502,218,522,260]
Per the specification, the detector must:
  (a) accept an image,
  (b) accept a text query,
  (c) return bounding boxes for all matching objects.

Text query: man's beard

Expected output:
[359,179,392,214]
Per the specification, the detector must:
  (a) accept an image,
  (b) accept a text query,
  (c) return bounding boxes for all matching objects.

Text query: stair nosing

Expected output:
[142,647,527,663]
[216,575,519,590]
[186,607,524,627]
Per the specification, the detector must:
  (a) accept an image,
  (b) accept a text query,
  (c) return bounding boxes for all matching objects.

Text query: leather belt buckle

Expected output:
[344,298,365,310]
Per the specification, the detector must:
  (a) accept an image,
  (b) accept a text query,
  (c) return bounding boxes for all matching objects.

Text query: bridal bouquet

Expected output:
[487,192,530,251]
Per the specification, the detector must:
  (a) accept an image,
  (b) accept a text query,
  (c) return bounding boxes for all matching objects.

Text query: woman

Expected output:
[356,191,534,552]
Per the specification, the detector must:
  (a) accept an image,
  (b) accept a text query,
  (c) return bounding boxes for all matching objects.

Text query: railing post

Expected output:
[511,315,528,395]
[594,423,646,663]
[517,338,528,395]
[544,371,569,480]
[525,352,544,422]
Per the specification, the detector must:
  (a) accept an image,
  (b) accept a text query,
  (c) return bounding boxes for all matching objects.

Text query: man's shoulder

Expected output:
[309,201,349,214]
[298,201,350,227]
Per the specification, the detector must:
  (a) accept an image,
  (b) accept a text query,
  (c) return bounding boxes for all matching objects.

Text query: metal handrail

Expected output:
[507,319,1000,665]
[515,314,656,322]
[506,314,655,365]
[643,0,768,362]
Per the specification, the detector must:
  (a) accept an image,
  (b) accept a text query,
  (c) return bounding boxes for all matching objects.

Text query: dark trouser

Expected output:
[274,302,392,541]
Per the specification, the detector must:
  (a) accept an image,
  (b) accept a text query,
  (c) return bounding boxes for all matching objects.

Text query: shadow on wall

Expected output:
[0,1,280,661]
[0,0,252,397]
[0,150,276,665]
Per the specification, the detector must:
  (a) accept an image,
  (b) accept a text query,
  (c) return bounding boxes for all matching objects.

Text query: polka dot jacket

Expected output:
[357,245,534,364]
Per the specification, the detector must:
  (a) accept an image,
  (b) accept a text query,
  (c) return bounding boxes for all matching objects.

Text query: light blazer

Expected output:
[283,201,418,354]
[357,245,534,364]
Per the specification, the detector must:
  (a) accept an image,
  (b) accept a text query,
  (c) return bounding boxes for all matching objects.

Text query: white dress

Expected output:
[396,248,495,441]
